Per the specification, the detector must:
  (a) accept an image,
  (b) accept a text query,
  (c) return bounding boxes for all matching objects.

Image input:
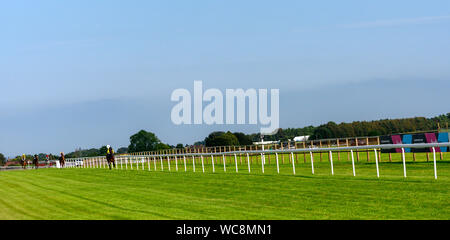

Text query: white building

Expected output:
[293,135,310,142]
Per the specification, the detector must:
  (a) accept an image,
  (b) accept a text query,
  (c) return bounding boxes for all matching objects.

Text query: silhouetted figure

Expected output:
[106,145,116,170]
[33,155,39,169]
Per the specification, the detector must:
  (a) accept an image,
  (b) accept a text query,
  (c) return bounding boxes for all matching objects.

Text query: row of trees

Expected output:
[309,113,450,140]
[65,130,174,156]
[4,113,449,162]
[200,113,450,146]
[204,131,253,147]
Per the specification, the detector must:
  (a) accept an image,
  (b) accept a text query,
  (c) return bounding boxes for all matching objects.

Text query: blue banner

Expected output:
[402,134,412,152]
[438,132,449,152]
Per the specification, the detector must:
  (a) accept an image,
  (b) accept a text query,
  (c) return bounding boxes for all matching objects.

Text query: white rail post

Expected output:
[153,157,157,171]
[142,157,144,170]
[310,151,314,175]
[120,157,123,170]
[275,152,279,174]
[136,157,139,171]
[375,148,380,178]
[291,152,296,175]
[125,157,128,170]
[103,158,106,168]
[329,151,334,176]
[432,147,437,179]
[234,154,238,173]
[246,153,250,173]
[160,156,163,171]
[175,156,178,171]
[192,156,196,172]
[201,155,205,173]
[211,155,215,173]
[402,148,406,178]
[147,157,150,171]
[222,154,226,172]
[167,156,171,171]
[351,150,355,176]
[184,155,187,172]
[131,157,134,170]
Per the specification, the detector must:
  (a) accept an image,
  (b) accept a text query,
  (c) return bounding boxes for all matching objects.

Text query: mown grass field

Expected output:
[0,152,449,220]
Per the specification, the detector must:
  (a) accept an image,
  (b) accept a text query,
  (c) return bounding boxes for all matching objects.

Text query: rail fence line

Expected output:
[65,143,450,179]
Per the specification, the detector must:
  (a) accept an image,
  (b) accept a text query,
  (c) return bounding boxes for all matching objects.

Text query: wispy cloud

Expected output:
[340,15,450,29]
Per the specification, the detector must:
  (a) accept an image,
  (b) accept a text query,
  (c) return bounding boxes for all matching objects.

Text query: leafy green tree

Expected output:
[128,130,168,153]
[0,153,6,165]
[205,131,239,146]
[176,143,184,149]
[99,146,108,155]
[193,140,205,146]
[117,147,128,154]
[156,142,171,150]
[233,132,253,145]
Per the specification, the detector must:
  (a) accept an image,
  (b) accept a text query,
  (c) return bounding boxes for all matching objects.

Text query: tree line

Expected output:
[2,113,448,164]
[199,113,450,146]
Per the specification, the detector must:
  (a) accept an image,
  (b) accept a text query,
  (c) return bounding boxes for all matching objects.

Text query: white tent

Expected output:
[293,136,310,142]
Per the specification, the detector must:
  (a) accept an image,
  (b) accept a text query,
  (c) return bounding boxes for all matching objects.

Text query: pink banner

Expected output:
[391,135,402,153]
[425,133,441,152]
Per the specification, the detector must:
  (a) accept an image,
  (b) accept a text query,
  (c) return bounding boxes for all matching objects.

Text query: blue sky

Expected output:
[1,1,450,157]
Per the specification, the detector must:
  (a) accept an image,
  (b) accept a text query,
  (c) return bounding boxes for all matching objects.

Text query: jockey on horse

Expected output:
[21,154,27,169]
[106,145,116,170]
[33,155,39,169]
[58,152,65,168]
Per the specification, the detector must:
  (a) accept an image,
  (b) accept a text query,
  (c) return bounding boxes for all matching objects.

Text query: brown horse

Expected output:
[106,146,115,170]
[59,152,65,168]
[33,155,39,169]
[21,159,28,169]
[21,154,27,169]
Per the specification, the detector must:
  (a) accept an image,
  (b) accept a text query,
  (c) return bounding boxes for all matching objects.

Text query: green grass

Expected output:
[0,152,449,220]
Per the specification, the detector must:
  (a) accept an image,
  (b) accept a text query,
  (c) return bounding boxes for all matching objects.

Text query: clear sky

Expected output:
[1,1,450,157]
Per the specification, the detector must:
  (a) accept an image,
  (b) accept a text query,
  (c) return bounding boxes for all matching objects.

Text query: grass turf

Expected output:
[0,152,449,220]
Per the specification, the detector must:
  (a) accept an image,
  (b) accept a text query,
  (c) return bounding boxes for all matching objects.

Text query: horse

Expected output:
[106,154,115,170]
[33,155,39,169]
[59,153,65,168]
[21,159,28,169]
[106,146,116,170]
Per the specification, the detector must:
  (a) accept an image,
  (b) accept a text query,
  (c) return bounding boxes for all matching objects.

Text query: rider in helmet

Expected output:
[106,145,115,170]
[58,152,65,168]
[21,154,27,169]
[33,155,39,169]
